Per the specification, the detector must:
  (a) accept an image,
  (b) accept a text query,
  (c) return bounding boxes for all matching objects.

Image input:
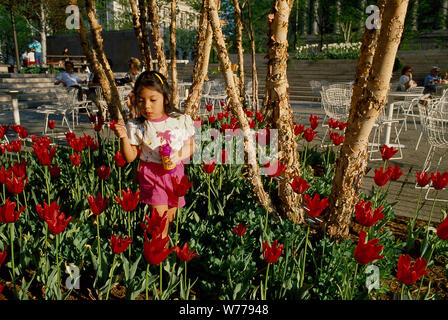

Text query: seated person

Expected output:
[398,66,417,91]
[423,66,441,94]
[54,60,85,100]
[116,57,141,86]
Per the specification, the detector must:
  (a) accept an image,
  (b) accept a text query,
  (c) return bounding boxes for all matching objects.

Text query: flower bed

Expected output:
[0,107,447,300]
[295,42,361,60]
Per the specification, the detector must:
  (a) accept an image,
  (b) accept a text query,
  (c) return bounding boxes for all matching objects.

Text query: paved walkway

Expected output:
[1,101,447,224]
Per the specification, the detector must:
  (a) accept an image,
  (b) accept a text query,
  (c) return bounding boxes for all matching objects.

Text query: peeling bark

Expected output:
[326,0,409,239]
[207,0,274,215]
[83,0,124,122]
[246,0,259,111]
[184,0,213,118]
[233,0,245,97]
[170,0,179,109]
[148,0,168,78]
[265,0,303,224]
[411,0,418,31]
[130,0,152,71]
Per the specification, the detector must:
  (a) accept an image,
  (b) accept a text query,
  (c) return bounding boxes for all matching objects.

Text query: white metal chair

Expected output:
[417,98,448,201]
[392,87,425,134]
[320,87,351,146]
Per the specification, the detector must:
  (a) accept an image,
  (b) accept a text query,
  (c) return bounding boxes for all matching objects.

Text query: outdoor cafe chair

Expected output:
[392,86,425,134]
[416,99,448,201]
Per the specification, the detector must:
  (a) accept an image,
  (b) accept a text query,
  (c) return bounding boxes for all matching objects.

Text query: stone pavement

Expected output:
[1,101,447,225]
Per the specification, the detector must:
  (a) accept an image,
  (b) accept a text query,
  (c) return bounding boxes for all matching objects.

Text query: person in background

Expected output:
[398,66,417,91]
[54,60,85,100]
[424,66,441,94]
[28,37,42,67]
[62,47,70,61]
[21,51,28,67]
[27,49,36,66]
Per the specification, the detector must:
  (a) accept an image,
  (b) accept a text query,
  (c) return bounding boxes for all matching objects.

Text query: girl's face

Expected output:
[136,86,167,120]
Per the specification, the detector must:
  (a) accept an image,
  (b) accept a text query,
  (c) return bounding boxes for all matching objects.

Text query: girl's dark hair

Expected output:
[133,70,184,123]
[401,65,412,75]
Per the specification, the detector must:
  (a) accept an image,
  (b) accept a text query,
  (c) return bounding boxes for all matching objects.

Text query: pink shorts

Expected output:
[137,161,186,208]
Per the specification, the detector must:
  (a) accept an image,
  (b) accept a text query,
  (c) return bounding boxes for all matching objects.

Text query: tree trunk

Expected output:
[360,0,367,31]
[9,2,21,72]
[411,0,418,31]
[312,0,318,35]
[130,0,151,71]
[84,0,124,122]
[207,0,275,216]
[148,0,168,78]
[335,0,341,34]
[170,0,179,109]
[246,0,259,112]
[266,0,304,224]
[233,0,245,97]
[183,0,213,118]
[443,0,448,30]
[326,0,409,240]
[40,0,47,67]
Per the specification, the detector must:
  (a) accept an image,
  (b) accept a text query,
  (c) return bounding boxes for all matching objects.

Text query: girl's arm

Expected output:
[114,124,138,162]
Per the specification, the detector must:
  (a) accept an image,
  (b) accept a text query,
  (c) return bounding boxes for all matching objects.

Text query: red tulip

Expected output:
[140,208,168,237]
[0,247,6,269]
[46,211,71,234]
[203,160,216,174]
[6,174,28,194]
[289,176,310,194]
[303,128,317,142]
[33,145,57,166]
[87,193,109,216]
[82,134,94,148]
[48,120,55,130]
[0,144,5,155]
[244,109,253,118]
[221,149,229,164]
[0,198,25,224]
[233,222,247,236]
[64,131,76,143]
[113,150,127,167]
[208,115,216,124]
[416,171,431,187]
[380,144,398,161]
[255,111,264,122]
[262,240,283,264]
[437,215,448,240]
[49,163,61,178]
[88,114,97,124]
[374,166,392,187]
[32,136,52,149]
[220,100,226,107]
[390,165,404,181]
[248,120,256,129]
[263,160,287,178]
[89,141,98,152]
[171,175,193,197]
[256,129,270,146]
[354,230,384,265]
[109,120,117,131]
[397,254,428,285]
[36,201,61,222]
[328,118,339,129]
[338,121,347,131]
[355,200,384,227]
[70,153,82,166]
[69,136,85,152]
[143,232,176,265]
[309,114,319,130]
[176,243,200,262]
[97,165,111,180]
[12,125,28,139]
[430,171,448,190]
[8,139,22,152]
[116,188,140,211]
[304,193,329,218]
[9,160,27,178]
[206,103,213,112]
[0,166,7,184]
[329,131,345,146]
[111,234,132,255]
[217,113,224,121]
[294,124,305,136]
[94,116,105,131]
[0,125,9,139]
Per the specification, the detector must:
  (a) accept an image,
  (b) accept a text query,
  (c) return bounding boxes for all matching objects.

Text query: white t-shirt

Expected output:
[55,72,81,87]
[126,114,195,163]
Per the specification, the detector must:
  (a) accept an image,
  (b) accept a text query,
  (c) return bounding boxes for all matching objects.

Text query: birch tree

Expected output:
[148,0,168,77]
[129,0,152,71]
[326,0,409,239]
[243,0,259,111]
[170,0,179,109]
[207,0,275,216]
[183,0,213,118]
[233,0,245,97]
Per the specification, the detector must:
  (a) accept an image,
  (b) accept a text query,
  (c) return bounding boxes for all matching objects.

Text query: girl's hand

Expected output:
[114,123,128,139]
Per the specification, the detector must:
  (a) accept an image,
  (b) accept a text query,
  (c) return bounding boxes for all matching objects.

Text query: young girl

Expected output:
[114,71,195,239]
